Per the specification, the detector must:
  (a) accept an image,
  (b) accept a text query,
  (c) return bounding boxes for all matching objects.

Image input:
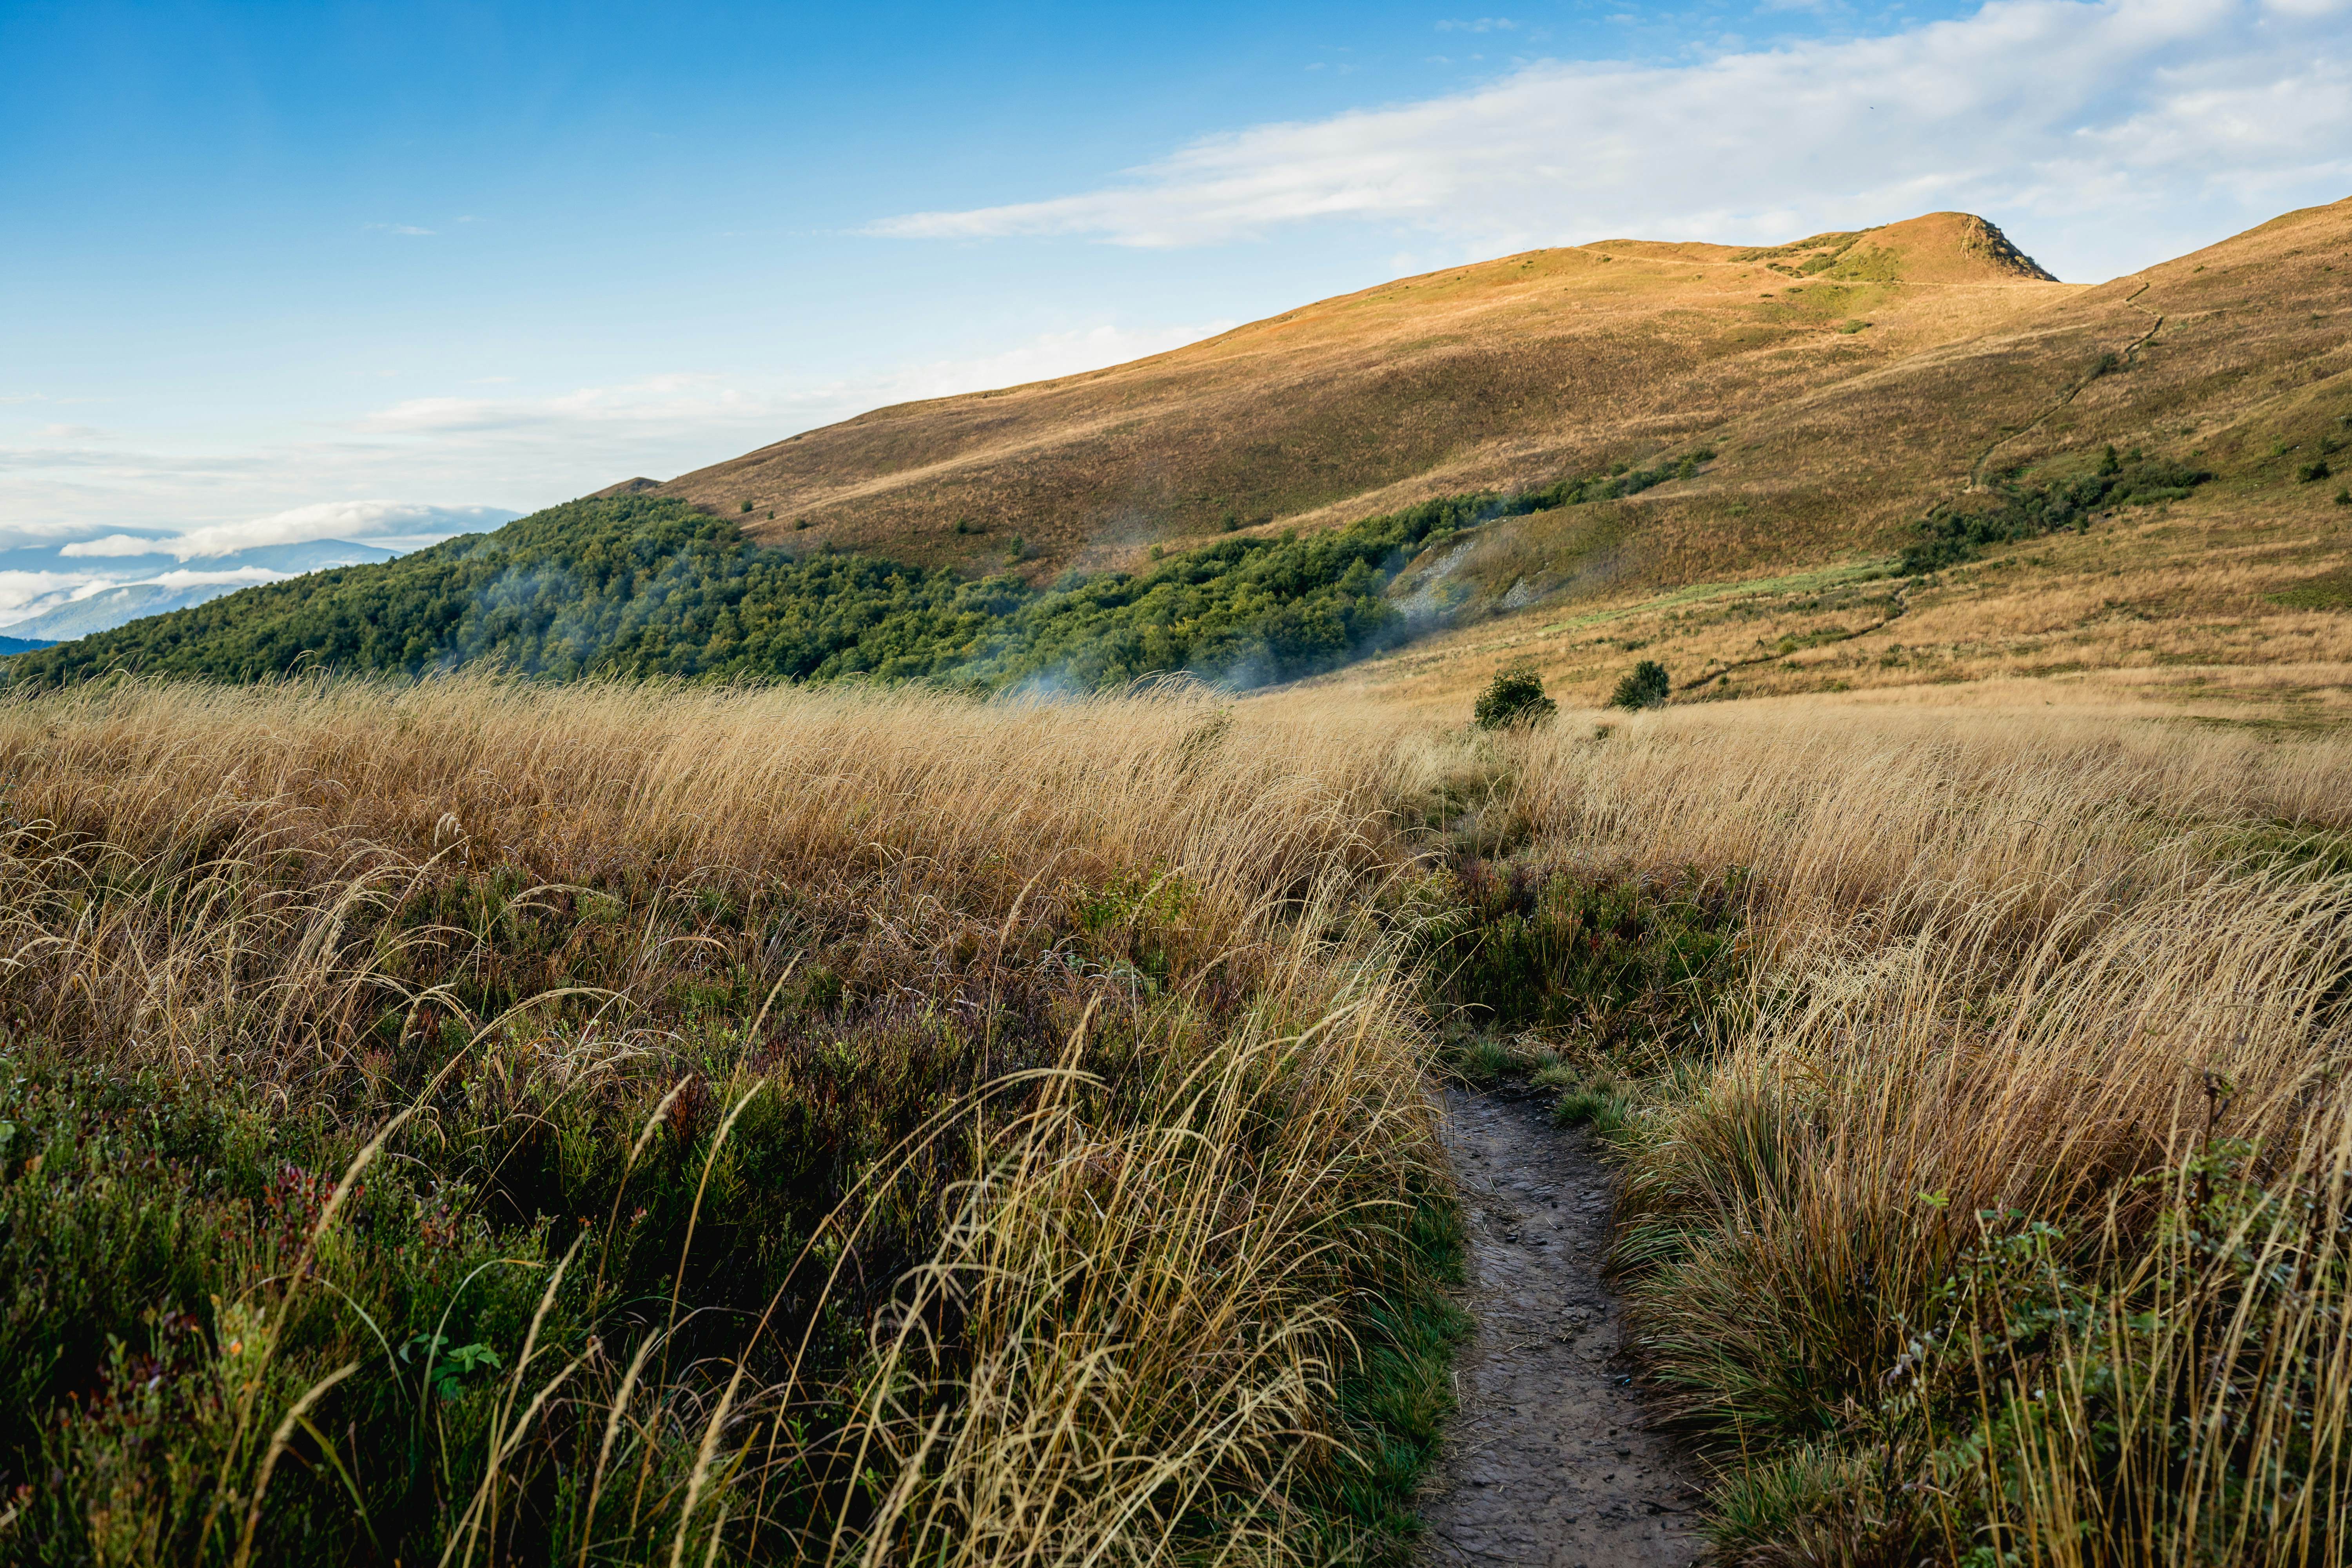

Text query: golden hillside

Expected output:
[635,211,2090,571]
[1301,197,2352,715]
[644,202,2345,588]
[612,198,2352,717]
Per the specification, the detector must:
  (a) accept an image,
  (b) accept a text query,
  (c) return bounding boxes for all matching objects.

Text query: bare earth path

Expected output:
[1416,1090,1708,1567]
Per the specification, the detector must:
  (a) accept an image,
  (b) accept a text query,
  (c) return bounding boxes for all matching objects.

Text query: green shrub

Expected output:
[2299,459,2332,483]
[1552,1077,1637,1135]
[1610,660,1671,710]
[1902,454,2211,573]
[1473,665,1557,729]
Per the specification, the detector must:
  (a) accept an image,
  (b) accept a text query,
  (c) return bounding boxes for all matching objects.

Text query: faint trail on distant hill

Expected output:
[1681,581,1911,692]
[1417,1091,1705,1568]
[1969,276,2168,490]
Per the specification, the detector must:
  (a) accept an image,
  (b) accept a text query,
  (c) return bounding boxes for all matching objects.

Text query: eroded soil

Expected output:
[1417,1090,1706,1567]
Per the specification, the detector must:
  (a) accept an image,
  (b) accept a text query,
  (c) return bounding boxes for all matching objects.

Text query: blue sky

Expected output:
[2,0,2347,619]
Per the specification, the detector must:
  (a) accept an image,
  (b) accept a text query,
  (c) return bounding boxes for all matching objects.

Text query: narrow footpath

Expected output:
[1416,1090,1706,1568]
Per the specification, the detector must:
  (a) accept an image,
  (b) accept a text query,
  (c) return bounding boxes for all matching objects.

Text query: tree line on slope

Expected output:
[1902,446,2211,573]
[3,463,1703,691]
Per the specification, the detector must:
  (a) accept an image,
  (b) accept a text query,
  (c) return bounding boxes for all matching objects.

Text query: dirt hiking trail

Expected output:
[1416,1090,1707,1567]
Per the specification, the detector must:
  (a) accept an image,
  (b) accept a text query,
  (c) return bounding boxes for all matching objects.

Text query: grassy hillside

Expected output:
[645,197,2346,591]
[16,199,2348,706]
[650,210,2080,579]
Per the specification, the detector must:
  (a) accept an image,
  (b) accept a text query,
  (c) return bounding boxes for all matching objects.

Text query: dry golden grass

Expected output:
[1470,702,2352,1561]
[1296,458,2352,722]
[9,671,2352,1563]
[0,675,1459,1566]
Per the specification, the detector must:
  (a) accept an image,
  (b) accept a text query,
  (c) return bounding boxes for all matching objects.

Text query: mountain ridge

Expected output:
[9,197,2348,705]
[639,210,2076,579]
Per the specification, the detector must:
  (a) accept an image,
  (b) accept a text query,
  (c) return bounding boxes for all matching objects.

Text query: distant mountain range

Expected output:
[0,539,401,641]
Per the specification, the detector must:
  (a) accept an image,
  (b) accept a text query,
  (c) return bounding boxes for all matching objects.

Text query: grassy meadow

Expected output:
[3,672,2350,1564]
[0,677,1463,1566]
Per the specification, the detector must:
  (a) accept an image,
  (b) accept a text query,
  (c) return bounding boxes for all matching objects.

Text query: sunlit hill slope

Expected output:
[648,211,2083,577]
[11,198,2350,707]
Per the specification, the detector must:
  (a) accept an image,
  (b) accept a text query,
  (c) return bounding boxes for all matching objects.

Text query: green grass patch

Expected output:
[1312,1196,1472,1562]
[2268,564,2352,611]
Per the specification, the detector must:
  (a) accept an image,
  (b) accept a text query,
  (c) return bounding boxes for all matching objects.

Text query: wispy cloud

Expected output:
[1436,18,1519,31]
[365,222,436,236]
[1,319,1236,545]
[867,0,2352,279]
[141,566,294,589]
[161,500,517,559]
[351,321,1236,455]
[58,534,169,558]
[0,443,265,475]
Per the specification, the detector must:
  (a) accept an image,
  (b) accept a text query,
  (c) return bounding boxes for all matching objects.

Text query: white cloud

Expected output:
[0,570,107,619]
[59,534,169,557]
[365,223,436,236]
[867,0,2352,279]
[356,374,768,437]
[143,566,289,589]
[162,500,518,559]
[1436,18,1519,31]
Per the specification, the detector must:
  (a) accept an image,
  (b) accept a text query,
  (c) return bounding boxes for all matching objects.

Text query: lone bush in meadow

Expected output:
[1474,665,1557,729]
[1610,660,1671,710]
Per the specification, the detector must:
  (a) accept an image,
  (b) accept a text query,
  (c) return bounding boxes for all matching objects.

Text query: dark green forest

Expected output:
[4,469,1669,691]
